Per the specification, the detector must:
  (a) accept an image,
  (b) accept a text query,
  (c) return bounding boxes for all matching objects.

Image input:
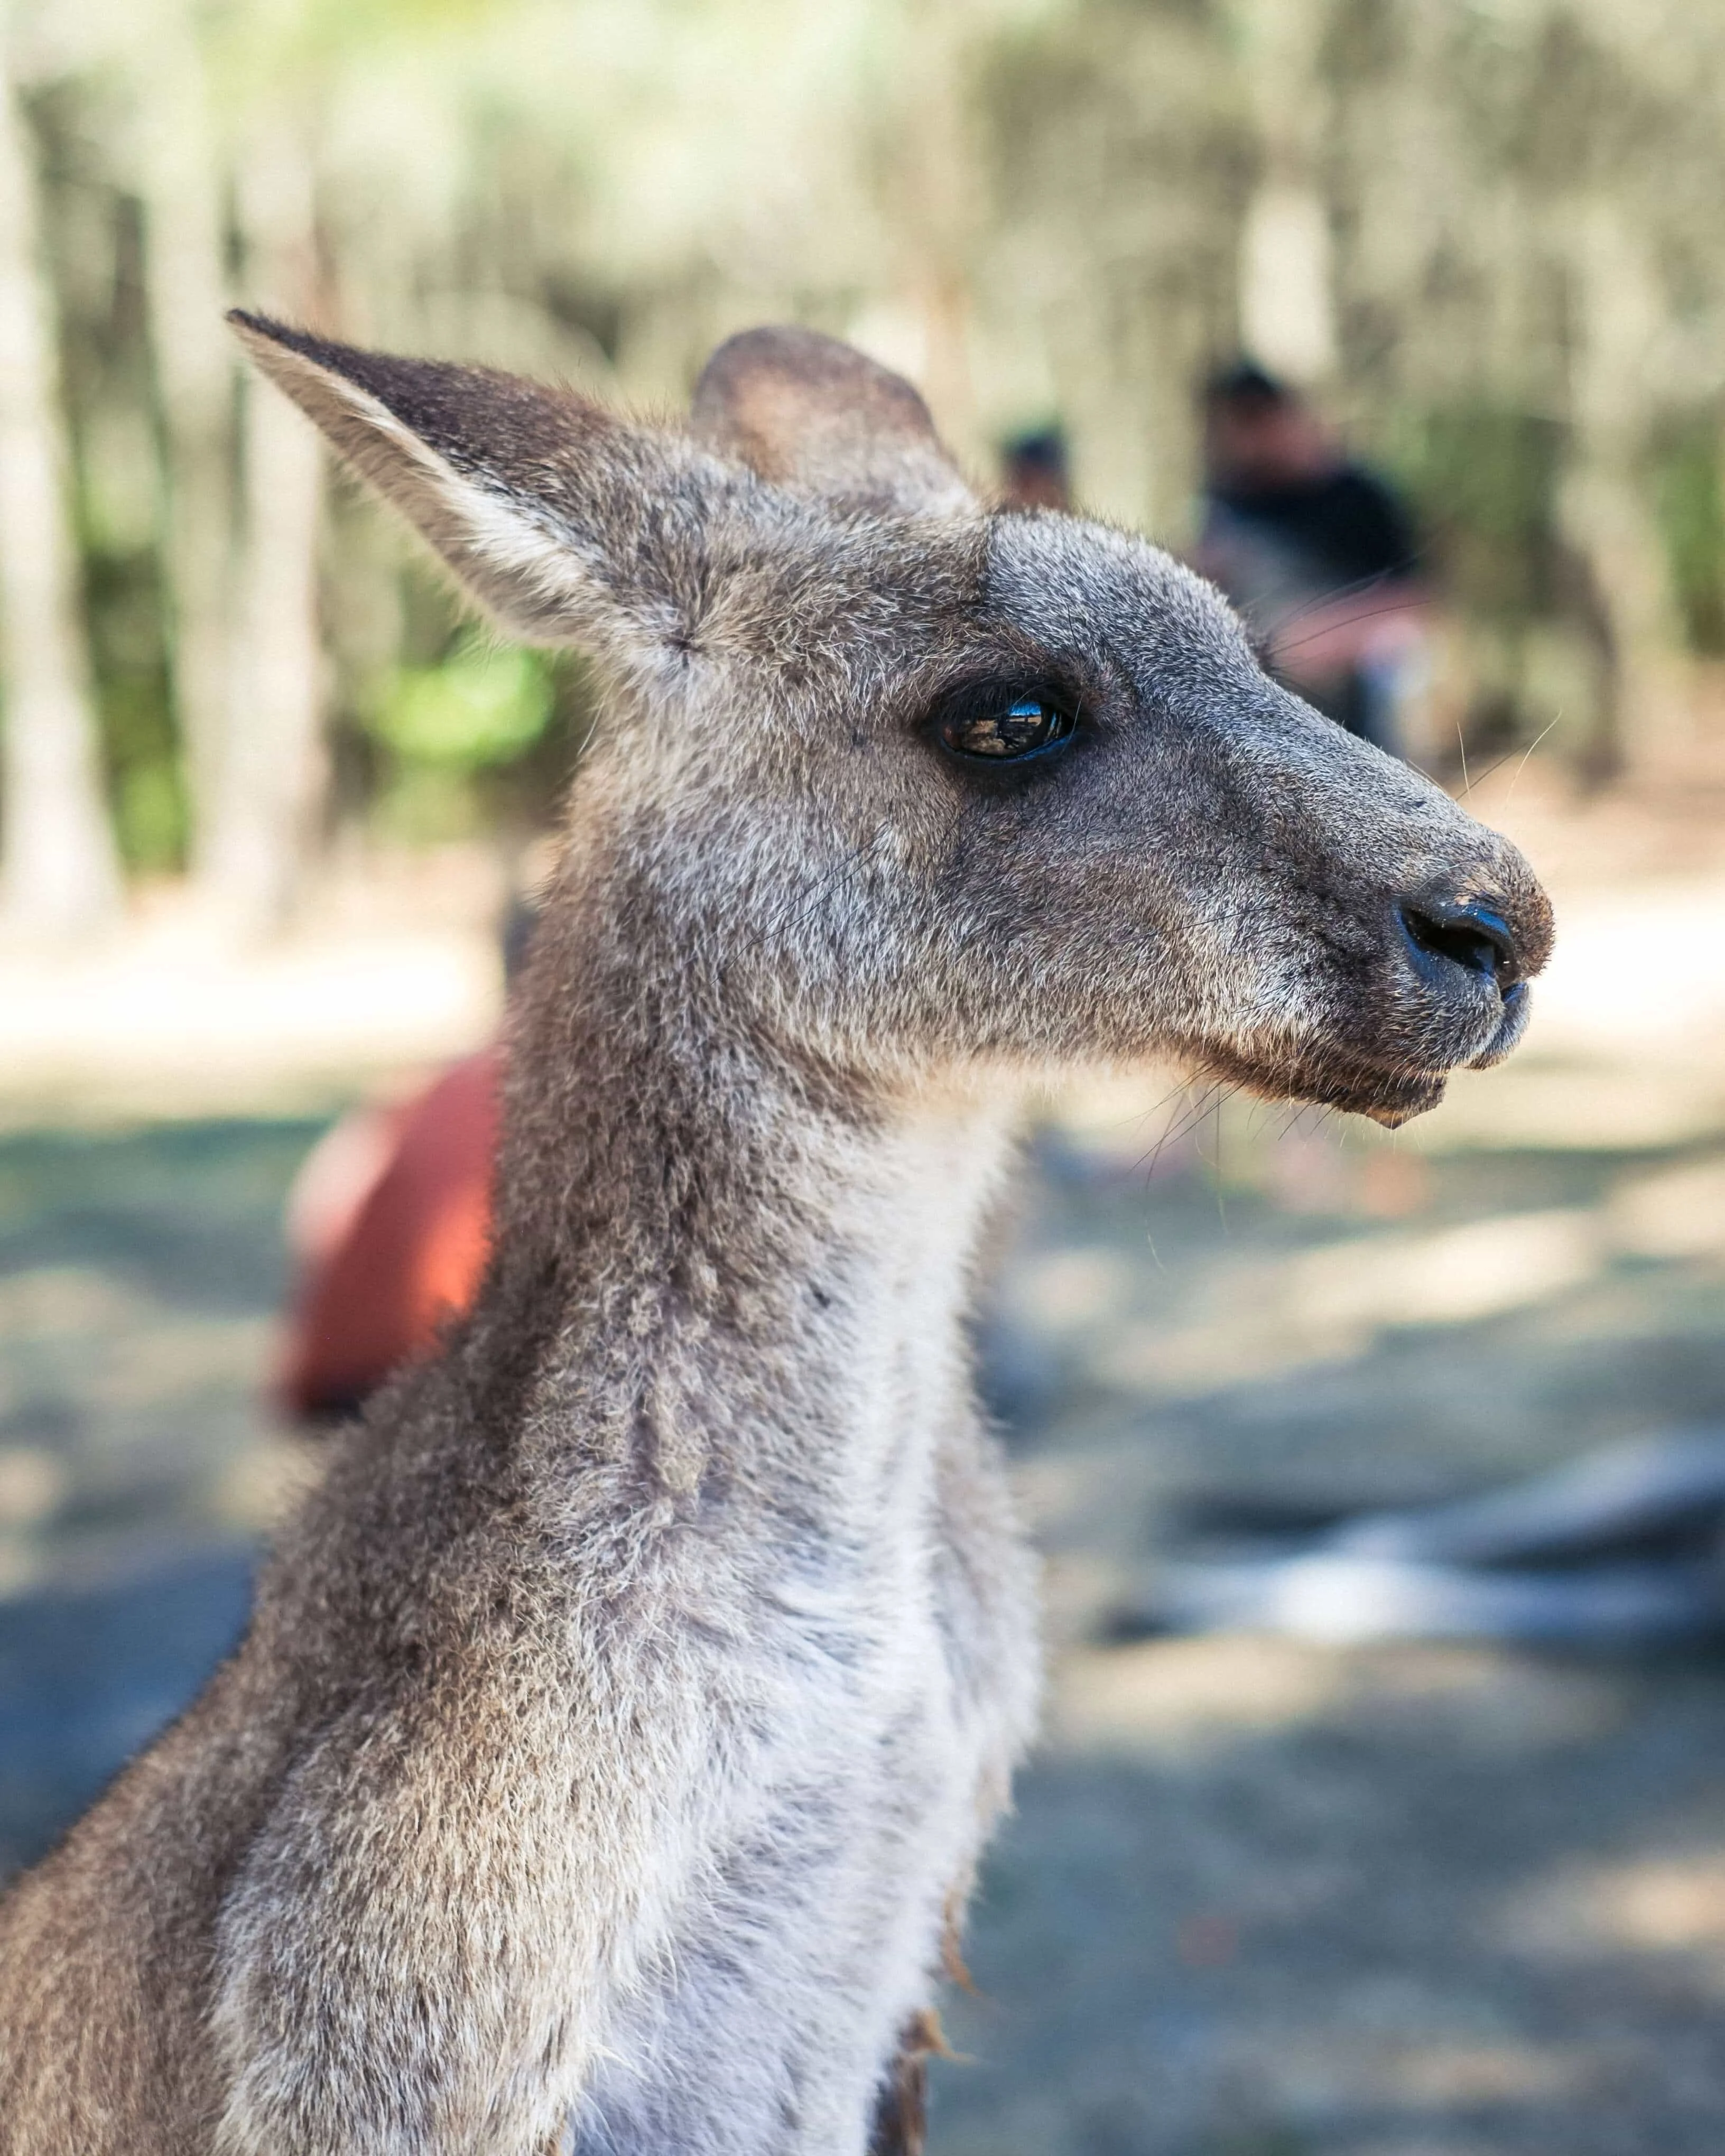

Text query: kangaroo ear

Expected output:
[229,311,722,655]
[689,326,974,518]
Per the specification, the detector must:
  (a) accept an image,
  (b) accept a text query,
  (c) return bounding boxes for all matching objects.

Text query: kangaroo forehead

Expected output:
[983,513,1255,682]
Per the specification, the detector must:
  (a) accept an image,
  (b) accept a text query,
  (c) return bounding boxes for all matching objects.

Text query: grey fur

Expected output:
[0,319,1551,2155]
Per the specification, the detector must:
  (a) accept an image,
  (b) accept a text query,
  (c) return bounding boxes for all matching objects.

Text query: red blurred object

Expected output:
[280,1046,502,1419]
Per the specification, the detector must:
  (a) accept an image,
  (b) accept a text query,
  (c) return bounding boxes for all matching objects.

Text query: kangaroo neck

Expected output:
[484,891,1019,1508]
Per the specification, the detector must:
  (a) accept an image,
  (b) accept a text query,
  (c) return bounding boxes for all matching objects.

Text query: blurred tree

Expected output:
[1653,416,1725,659]
[4,0,1725,944]
[131,0,235,885]
[972,0,1251,533]
[203,112,325,933]
[0,10,118,936]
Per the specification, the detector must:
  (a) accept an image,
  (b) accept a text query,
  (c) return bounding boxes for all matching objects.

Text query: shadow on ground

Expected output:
[4,1102,1725,2151]
[934,1643,1725,2155]
[0,1547,252,1874]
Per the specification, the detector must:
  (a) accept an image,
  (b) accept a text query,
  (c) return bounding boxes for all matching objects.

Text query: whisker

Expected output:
[774,824,886,947]
[1457,711,1561,801]
[1503,713,1562,802]
[1153,1080,1226,1178]
[1210,1088,1233,1232]
[1240,547,1433,645]
[1095,1073,1205,1189]
[1130,1079,1216,1185]
[1270,593,1423,663]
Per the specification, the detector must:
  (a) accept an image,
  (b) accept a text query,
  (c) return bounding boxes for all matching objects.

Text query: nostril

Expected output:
[1400,903,1518,988]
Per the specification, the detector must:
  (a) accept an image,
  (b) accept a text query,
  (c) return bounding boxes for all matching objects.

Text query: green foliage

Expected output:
[369,764,486,847]
[28,81,184,873]
[350,622,586,844]
[84,546,186,875]
[365,633,555,771]
[1384,403,1565,624]
[114,758,189,872]
[1380,402,1618,758]
[1652,416,1725,655]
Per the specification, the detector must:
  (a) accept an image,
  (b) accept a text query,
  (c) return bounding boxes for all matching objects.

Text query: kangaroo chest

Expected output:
[569,1424,1037,2156]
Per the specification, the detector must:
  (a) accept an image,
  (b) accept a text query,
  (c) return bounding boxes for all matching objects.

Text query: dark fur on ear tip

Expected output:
[227,305,316,350]
[227,310,377,389]
[227,308,605,485]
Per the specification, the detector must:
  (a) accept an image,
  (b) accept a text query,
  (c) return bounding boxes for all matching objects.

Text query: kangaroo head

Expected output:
[234,314,1550,1126]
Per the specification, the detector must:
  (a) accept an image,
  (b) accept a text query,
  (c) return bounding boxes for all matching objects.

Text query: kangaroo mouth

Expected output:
[1202,1044,1450,1129]
[1186,946,1539,1126]
[1462,978,1532,1070]
[1196,1007,1526,1128]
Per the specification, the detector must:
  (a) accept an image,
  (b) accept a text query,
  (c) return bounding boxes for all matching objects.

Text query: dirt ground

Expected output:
[5,770,1725,2152]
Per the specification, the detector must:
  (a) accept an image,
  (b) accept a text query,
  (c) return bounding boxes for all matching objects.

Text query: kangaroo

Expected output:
[0,315,1551,2155]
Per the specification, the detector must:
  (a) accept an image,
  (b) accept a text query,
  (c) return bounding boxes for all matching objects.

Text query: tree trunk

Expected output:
[894,2,979,455]
[1560,200,1688,775]
[1235,0,1336,389]
[0,23,121,938]
[200,117,324,936]
[134,3,235,881]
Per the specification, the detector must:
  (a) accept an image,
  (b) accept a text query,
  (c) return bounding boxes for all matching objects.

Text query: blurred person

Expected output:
[1195,361,1425,756]
[280,1045,501,1420]
[1000,423,1071,511]
[279,900,536,1420]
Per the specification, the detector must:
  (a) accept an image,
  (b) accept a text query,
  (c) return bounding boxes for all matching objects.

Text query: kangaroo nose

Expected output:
[1399,898,1523,995]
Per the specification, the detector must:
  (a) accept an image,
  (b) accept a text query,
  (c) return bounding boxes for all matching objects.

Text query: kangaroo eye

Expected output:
[939,692,1077,763]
